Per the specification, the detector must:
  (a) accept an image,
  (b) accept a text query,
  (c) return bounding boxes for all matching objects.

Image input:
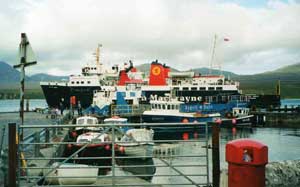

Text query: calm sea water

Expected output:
[0,99,299,185]
[0,99,47,112]
[281,98,300,107]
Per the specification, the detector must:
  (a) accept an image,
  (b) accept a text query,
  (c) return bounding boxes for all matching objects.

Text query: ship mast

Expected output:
[95,44,102,67]
[209,34,217,75]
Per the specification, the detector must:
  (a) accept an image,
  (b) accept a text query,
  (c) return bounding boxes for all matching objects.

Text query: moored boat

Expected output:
[118,128,154,159]
[220,107,254,127]
[45,162,98,185]
[142,94,220,121]
[69,115,103,140]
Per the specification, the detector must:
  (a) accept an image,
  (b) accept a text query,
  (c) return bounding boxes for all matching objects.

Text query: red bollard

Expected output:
[226,139,268,187]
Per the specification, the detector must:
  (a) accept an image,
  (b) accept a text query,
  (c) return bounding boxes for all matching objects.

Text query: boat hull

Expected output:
[45,163,98,185]
[118,144,154,159]
[41,84,100,108]
[221,115,255,128]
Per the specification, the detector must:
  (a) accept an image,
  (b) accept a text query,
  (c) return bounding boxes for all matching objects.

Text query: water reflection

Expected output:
[220,127,253,142]
[116,158,156,181]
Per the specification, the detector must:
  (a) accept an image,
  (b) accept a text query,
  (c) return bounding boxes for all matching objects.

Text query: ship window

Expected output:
[167,105,170,110]
[208,87,214,90]
[171,105,175,110]
[87,119,94,124]
[183,87,189,91]
[81,81,84,84]
[191,87,197,91]
[78,139,89,143]
[76,81,79,84]
[87,81,91,84]
[200,87,206,90]
[158,104,161,109]
[77,119,84,124]
[71,81,74,84]
[162,105,166,109]
[173,87,179,90]
[216,87,222,90]
[175,105,179,110]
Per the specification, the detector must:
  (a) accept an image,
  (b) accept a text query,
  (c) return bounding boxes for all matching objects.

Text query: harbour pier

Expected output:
[2,111,214,187]
[252,105,300,127]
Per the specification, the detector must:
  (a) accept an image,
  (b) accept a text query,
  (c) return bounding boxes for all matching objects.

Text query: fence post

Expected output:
[34,131,40,157]
[8,123,17,187]
[212,122,220,187]
[45,128,50,147]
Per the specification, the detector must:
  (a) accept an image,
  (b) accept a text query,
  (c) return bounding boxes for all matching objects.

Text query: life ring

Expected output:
[225,112,233,118]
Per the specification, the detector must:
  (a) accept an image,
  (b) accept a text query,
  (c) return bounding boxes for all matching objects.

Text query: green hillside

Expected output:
[236,63,300,98]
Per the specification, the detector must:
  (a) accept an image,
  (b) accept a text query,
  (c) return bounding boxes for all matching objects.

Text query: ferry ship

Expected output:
[40,45,267,110]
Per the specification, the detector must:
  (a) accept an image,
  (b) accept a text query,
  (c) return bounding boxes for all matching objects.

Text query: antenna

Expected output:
[209,34,217,75]
[94,44,102,67]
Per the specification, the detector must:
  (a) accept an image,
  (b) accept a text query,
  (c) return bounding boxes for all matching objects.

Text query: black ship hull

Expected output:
[41,84,279,110]
[41,84,100,108]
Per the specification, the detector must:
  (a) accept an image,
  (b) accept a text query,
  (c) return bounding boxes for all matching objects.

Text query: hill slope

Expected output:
[0,61,30,82]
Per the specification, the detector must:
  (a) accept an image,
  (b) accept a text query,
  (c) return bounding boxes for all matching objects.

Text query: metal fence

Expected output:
[15,121,211,187]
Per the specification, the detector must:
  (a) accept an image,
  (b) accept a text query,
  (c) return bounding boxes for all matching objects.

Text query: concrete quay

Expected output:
[220,160,300,187]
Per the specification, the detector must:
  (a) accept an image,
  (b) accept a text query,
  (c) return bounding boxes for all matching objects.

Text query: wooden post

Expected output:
[212,122,220,187]
[34,131,40,157]
[8,123,17,187]
[13,33,37,141]
[26,99,29,112]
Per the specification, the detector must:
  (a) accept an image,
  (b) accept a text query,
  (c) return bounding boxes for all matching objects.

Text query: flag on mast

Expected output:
[224,38,230,41]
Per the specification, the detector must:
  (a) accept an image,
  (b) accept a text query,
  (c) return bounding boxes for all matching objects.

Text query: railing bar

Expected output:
[21,174,208,179]
[21,164,208,169]
[24,154,207,160]
[20,139,207,145]
[20,122,207,128]
[26,183,210,187]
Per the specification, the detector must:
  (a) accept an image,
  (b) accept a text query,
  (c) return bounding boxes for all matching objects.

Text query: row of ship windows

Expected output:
[152,104,180,110]
[173,87,223,91]
[84,67,97,70]
[71,81,91,84]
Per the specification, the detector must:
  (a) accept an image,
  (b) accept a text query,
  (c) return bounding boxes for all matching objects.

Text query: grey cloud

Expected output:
[0,0,299,75]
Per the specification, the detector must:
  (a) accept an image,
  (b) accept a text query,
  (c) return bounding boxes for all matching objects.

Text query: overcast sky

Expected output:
[0,0,300,76]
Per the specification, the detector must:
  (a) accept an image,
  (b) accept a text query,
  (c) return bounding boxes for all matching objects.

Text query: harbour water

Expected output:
[0,99,300,185]
[0,99,47,112]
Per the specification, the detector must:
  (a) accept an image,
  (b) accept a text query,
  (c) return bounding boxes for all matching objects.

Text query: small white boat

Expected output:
[103,116,130,134]
[104,116,154,159]
[76,115,102,131]
[69,116,103,140]
[45,162,98,185]
[118,128,154,159]
[221,107,254,127]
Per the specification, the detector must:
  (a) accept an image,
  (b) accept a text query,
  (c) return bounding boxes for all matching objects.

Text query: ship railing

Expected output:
[13,122,213,187]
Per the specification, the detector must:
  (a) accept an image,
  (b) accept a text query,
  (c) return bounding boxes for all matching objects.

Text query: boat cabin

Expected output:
[76,116,99,125]
[232,107,250,117]
[103,116,128,124]
[75,116,100,131]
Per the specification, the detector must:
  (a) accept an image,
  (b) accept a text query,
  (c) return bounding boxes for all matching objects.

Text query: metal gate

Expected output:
[16,121,211,186]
